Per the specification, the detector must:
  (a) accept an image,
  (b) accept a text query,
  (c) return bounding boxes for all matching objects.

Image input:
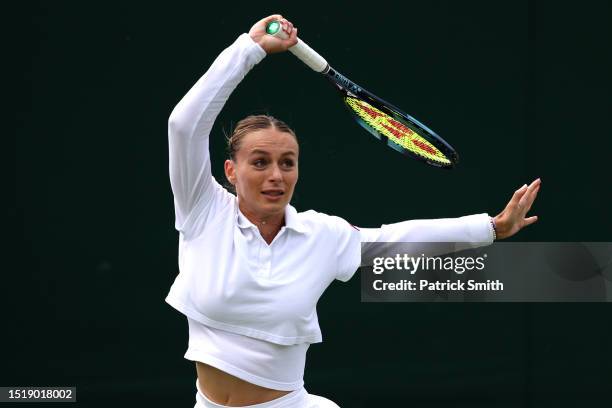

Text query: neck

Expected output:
[239,203,285,245]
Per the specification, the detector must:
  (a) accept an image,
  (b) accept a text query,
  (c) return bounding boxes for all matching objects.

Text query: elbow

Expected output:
[168,110,190,139]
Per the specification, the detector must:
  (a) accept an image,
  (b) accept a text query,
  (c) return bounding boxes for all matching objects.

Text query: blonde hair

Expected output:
[227,115,297,160]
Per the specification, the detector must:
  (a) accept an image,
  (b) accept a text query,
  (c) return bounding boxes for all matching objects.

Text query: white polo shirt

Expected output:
[166,181,362,345]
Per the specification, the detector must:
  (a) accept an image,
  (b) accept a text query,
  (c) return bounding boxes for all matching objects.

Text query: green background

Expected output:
[13,0,611,407]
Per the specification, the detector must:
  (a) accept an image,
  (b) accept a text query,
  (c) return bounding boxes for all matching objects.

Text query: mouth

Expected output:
[261,189,285,201]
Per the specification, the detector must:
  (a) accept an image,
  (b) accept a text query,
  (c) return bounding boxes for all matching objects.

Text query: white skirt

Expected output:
[194,379,339,408]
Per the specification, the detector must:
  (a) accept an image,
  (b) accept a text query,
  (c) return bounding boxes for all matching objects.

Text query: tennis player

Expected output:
[165,14,541,408]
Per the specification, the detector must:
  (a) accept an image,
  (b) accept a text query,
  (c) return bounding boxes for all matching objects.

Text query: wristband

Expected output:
[490,217,497,241]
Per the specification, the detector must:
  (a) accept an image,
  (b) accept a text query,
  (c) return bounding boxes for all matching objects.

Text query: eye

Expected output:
[281,159,295,169]
[252,158,267,168]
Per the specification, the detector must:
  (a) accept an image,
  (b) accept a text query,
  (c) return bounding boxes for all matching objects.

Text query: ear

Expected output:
[224,159,236,185]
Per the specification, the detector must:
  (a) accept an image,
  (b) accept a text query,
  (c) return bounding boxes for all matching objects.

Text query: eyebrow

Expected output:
[248,149,297,157]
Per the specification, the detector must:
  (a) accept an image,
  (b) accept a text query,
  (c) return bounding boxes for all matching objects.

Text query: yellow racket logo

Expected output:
[345,97,450,165]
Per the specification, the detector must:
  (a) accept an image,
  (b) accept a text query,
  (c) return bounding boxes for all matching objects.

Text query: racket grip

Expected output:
[265,21,329,73]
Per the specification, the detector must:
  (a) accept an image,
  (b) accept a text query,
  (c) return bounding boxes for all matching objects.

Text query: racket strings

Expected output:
[345,97,451,165]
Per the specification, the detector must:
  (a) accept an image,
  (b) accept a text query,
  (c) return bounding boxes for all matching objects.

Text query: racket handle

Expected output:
[265,21,329,73]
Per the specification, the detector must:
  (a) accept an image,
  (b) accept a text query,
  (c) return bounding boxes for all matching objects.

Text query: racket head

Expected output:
[325,68,459,168]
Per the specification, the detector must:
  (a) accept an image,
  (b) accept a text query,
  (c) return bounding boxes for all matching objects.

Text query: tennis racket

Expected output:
[266,20,458,169]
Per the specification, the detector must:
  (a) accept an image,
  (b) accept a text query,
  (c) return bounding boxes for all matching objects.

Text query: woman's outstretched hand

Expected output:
[493,178,541,240]
[249,14,298,54]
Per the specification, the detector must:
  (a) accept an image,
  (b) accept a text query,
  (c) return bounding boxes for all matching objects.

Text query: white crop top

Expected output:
[185,317,308,391]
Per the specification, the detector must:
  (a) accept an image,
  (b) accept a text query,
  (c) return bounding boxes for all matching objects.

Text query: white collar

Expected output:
[235,202,310,234]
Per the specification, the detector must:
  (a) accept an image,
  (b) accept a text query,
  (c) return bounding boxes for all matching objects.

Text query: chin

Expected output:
[263,202,288,212]
[259,200,288,214]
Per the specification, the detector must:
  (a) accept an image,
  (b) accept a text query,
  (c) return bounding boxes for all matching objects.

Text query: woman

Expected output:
[165,14,541,408]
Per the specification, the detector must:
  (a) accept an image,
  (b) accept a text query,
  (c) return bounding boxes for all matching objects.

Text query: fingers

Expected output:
[518,178,541,213]
[523,215,538,226]
[281,18,294,34]
[519,178,540,231]
[262,14,296,38]
[262,14,294,33]
[263,14,284,23]
[250,14,284,38]
[256,14,292,32]
[288,27,298,46]
[510,184,528,206]
[523,180,541,213]
[277,17,297,47]
[252,14,283,31]
[496,178,541,239]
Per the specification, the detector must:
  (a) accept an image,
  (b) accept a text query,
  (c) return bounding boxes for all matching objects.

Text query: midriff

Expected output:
[196,362,291,406]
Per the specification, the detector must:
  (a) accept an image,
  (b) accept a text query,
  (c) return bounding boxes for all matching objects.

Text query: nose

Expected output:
[268,164,282,183]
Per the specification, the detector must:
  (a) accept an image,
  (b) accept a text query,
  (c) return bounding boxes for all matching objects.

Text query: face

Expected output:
[224,128,299,221]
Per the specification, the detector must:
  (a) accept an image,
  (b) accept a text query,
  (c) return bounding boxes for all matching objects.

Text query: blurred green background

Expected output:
[12,0,611,407]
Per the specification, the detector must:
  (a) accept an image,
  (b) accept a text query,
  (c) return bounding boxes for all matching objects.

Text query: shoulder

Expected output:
[294,208,358,236]
[295,208,362,280]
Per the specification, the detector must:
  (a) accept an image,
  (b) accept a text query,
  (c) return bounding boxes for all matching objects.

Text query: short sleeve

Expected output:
[329,216,362,282]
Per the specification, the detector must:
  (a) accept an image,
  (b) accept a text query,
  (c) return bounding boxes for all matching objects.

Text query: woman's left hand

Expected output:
[248,15,298,54]
[493,178,541,240]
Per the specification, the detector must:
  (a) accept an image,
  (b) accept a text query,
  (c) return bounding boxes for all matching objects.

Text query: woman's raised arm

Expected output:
[168,15,298,238]
[167,30,264,237]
